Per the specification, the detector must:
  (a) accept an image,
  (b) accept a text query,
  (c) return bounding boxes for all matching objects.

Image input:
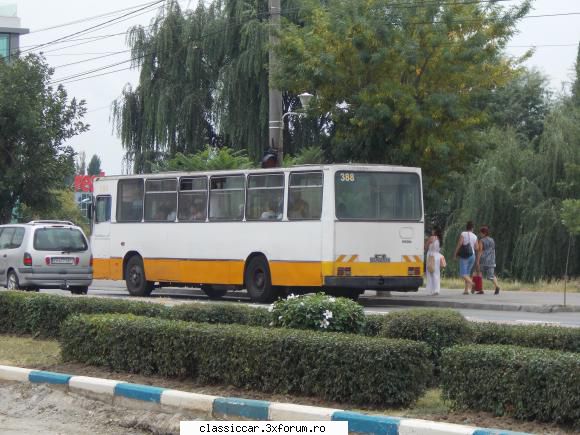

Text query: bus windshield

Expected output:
[335,171,422,221]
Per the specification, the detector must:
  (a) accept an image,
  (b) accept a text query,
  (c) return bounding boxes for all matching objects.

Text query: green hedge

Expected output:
[441,344,580,426]
[61,313,432,407]
[166,302,271,327]
[377,309,473,367]
[471,322,580,354]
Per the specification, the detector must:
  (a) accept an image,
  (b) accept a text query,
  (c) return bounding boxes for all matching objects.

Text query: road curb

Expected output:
[0,364,531,435]
[359,297,580,313]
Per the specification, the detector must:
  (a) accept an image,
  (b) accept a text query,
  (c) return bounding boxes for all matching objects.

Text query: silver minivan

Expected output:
[0,221,93,294]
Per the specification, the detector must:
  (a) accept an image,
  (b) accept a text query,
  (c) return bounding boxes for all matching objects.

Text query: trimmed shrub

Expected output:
[0,291,39,334]
[61,313,432,407]
[167,303,271,327]
[270,293,366,334]
[362,314,385,336]
[471,322,580,353]
[441,344,580,426]
[378,309,473,366]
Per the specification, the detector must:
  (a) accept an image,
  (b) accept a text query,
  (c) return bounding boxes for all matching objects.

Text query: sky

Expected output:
[6,0,580,176]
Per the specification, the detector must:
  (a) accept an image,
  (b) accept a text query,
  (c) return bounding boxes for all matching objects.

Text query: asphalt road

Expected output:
[32,280,580,328]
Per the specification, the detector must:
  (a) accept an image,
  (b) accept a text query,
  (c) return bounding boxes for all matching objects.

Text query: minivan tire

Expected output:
[245,256,278,303]
[125,256,154,297]
[70,286,88,295]
[6,271,20,291]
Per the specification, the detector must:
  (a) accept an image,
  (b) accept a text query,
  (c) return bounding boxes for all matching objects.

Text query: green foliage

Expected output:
[19,189,90,234]
[471,322,580,354]
[562,200,580,236]
[270,293,366,333]
[444,102,580,280]
[61,313,432,406]
[166,302,271,326]
[87,154,102,176]
[378,309,473,367]
[275,0,530,192]
[573,43,580,107]
[441,345,580,426]
[283,146,325,166]
[154,147,254,172]
[0,54,88,223]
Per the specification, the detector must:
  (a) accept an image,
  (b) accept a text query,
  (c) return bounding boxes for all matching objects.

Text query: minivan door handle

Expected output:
[2,254,6,258]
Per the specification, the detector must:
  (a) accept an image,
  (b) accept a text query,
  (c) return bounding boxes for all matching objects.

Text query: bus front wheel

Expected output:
[125,256,154,297]
[245,256,278,303]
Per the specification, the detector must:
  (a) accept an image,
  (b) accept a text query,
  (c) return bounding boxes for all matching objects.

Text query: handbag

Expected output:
[458,234,473,259]
[427,255,435,273]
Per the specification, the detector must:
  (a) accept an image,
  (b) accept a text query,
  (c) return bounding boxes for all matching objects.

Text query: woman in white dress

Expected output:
[425,226,443,295]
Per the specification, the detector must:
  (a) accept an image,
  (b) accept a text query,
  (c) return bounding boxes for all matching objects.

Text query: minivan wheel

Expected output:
[70,286,88,295]
[6,271,20,290]
[125,256,154,297]
[245,256,279,303]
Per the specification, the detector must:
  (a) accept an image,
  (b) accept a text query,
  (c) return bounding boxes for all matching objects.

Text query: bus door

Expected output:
[92,195,112,278]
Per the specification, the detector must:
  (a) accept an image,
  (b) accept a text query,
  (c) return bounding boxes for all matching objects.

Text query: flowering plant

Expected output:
[269,293,366,333]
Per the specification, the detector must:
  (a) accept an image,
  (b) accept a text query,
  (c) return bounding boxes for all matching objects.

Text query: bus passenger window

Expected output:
[95,196,112,223]
[144,178,177,222]
[209,175,245,221]
[178,177,208,222]
[117,179,144,222]
[288,172,323,220]
[246,174,284,221]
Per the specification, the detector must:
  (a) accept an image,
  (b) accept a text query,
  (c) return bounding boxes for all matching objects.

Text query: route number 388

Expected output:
[340,173,355,182]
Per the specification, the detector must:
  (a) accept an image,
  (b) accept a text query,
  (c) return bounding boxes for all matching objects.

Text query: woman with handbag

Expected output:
[454,221,478,294]
[425,226,444,296]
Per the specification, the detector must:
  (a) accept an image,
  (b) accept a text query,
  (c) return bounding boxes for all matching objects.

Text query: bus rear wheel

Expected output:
[125,256,154,297]
[201,285,227,300]
[245,256,278,303]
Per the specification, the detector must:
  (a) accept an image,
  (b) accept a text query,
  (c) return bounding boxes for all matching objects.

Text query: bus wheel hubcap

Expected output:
[130,267,142,286]
[254,270,265,289]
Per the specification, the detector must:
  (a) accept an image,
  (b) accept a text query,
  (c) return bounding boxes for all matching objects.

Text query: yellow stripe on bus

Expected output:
[93,257,424,287]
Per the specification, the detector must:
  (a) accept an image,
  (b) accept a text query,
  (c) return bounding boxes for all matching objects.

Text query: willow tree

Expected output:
[274,0,531,195]
[444,103,580,281]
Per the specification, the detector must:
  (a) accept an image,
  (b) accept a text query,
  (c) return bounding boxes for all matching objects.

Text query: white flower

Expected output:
[319,319,330,329]
[268,304,274,312]
[327,296,336,302]
[287,293,298,299]
[278,316,283,320]
[300,302,305,306]
[323,310,333,319]
[269,322,274,326]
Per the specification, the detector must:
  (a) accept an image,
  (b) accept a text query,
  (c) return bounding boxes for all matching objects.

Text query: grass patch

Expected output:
[0,335,61,367]
[440,277,580,293]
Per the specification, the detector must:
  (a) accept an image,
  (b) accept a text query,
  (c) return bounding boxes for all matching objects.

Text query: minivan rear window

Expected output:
[33,228,88,252]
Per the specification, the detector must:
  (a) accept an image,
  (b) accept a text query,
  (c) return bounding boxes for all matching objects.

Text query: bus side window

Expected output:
[117,179,144,222]
[209,175,245,221]
[144,178,178,222]
[95,196,112,223]
[178,177,208,222]
[246,174,284,221]
[288,172,323,220]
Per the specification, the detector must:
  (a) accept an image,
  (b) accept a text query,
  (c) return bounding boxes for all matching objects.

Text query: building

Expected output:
[75,173,105,217]
[0,3,28,62]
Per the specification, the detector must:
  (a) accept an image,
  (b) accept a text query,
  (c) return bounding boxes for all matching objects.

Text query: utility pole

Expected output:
[268,0,283,166]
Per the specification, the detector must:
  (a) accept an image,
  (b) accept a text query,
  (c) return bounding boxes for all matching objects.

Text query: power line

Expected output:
[20,0,166,54]
[28,0,163,34]
[53,67,135,86]
[19,33,126,49]
[52,50,130,69]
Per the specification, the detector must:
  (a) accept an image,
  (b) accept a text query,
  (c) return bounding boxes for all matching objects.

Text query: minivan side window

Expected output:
[11,228,25,248]
[95,196,112,223]
[0,228,15,249]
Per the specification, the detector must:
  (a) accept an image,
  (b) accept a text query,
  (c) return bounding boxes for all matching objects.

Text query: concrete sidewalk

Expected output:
[360,288,580,313]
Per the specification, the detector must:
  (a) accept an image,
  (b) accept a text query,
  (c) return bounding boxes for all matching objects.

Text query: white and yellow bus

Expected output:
[91,164,424,302]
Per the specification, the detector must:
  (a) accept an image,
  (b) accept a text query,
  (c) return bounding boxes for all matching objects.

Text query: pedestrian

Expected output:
[425,226,444,295]
[477,225,501,295]
[454,221,478,294]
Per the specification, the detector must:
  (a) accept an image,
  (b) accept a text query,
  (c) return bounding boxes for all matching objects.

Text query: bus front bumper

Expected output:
[323,276,422,292]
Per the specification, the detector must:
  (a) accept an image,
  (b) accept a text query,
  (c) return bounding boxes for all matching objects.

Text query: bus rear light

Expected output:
[408,267,421,276]
[23,253,33,267]
[90,255,93,267]
[337,267,351,277]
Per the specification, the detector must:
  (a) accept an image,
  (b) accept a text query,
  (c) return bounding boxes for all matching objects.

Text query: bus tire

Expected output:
[125,256,154,297]
[201,285,227,300]
[245,256,278,303]
[70,286,88,295]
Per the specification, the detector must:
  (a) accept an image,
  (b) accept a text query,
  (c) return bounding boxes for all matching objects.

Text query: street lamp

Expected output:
[262,92,313,168]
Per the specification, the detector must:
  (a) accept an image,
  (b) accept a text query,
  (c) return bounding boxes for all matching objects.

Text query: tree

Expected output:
[572,42,580,107]
[274,0,531,192]
[0,54,88,224]
[154,146,254,172]
[75,151,86,175]
[87,154,102,176]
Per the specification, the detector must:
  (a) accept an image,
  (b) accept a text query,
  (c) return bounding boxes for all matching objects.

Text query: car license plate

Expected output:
[51,257,74,265]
